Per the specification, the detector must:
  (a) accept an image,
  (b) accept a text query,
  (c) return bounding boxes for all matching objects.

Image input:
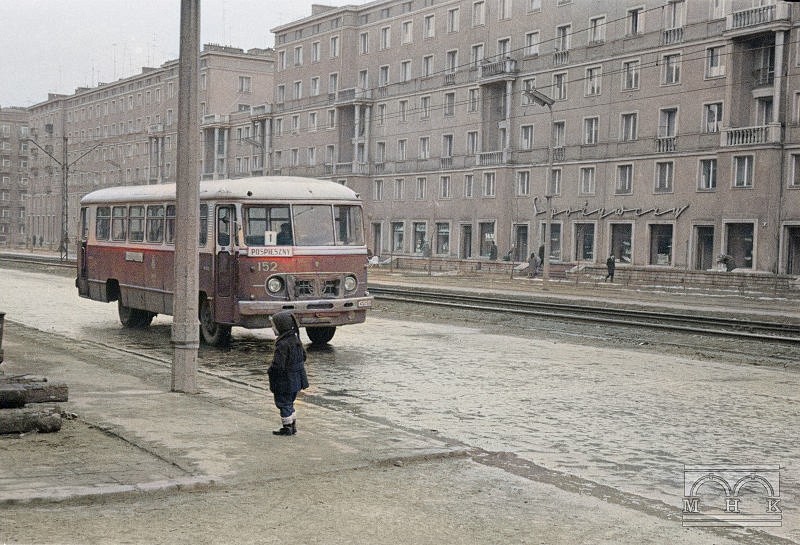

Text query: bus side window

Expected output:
[146,205,165,243]
[80,207,89,240]
[217,206,234,246]
[199,204,208,246]
[96,206,111,240]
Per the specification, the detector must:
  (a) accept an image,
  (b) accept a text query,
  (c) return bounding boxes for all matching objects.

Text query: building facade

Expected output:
[25,44,274,250]
[0,107,29,247]
[257,0,800,275]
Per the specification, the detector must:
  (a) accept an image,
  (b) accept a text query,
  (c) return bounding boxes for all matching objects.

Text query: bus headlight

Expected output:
[343,275,357,292]
[266,276,284,294]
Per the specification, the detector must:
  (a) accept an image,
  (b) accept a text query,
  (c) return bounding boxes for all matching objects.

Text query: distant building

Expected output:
[251,0,800,275]
[0,107,29,247]
[25,44,274,249]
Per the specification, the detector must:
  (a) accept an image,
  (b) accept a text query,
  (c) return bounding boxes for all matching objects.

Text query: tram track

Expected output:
[369,285,800,344]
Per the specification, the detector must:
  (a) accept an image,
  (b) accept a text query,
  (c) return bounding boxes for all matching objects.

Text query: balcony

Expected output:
[201,114,230,127]
[752,67,774,87]
[721,124,782,146]
[552,50,569,66]
[147,123,164,135]
[334,87,373,105]
[440,157,453,170]
[477,150,509,166]
[662,27,684,45]
[479,58,518,81]
[726,3,790,35]
[655,136,677,153]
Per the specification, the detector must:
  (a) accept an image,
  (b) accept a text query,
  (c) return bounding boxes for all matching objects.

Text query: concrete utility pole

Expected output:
[524,88,555,288]
[172,0,201,394]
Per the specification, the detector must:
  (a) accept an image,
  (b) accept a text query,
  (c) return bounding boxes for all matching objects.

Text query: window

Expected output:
[472,1,485,26]
[111,206,126,240]
[470,44,485,68]
[311,41,320,62]
[554,73,567,100]
[329,73,338,94]
[704,102,722,133]
[792,154,800,187]
[424,14,435,38]
[416,177,427,200]
[555,24,571,52]
[699,158,717,190]
[446,50,458,73]
[520,125,534,150]
[394,178,404,200]
[402,20,413,43]
[442,134,454,157]
[584,118,598,145]
[330,35,340,58]
[589,16,606,44]
[553,121,565,148]
[377,104,386,125]
[628,7,643,35]
[447,8,460,32]
[525,31,540,56]
[311,77,320,96]
[392,221,404,251]
[706,46,724,77]
[665,0,685,29]
[464,174,474,197]
[146,205,165,243]
[238,76,252,93]
[374,179,384,201]
[497,38,510,58]
[469,88,480,111]
[293,81,302,99]
[617,164,633,194]
[440,176,452,198]
[659,108,677,138]
[327,109,336,128]
[379,65,390,86]
[650,225,673,265]
[580,167,596,194]
[276,85,285,103]
[399,100,408,122]
[529,0,541,11]
[444,93,455,116]
[401,60,412,82]
[129,206,145,242]
[467,131,479,154]
[586,66,601,96]
[616,113,637,142]
[483,172,496,197]
[517,171,530,196]
[376,141,386,162]
[293,46,303,66]
[413,222,427,253]
[397,139,407,160]
[549,168,562,196]
[575,223,595,261]
[359,69,368,89]
[309,112,318,131]
[663,53,681,84]
[622,59,640,90]
[423,55,434,77]
[734,156,753,188]
[498,0,511,19]
[419,96,431,118]
[96,206,111,240]
[380,27,391,50]
[359,32,369,54]
[419,137,430,159]
[655,161,674,193]
[435,222,450,254]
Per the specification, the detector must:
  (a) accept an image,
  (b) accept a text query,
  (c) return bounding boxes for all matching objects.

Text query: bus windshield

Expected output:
[244,204,364,247]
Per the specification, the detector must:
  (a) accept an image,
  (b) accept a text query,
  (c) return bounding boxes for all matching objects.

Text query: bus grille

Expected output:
[289,276,342,299]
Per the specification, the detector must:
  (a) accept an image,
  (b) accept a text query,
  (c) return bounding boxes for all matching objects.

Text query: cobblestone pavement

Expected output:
[1,267,797,543]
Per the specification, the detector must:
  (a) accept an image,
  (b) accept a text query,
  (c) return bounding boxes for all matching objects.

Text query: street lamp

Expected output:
[523,88,555,287]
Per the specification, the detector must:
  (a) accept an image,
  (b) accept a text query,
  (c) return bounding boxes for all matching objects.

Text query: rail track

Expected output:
[369,285,800,344]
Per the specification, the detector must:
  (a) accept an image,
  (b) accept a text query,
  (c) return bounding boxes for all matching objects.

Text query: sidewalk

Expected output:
[0,320,762,544]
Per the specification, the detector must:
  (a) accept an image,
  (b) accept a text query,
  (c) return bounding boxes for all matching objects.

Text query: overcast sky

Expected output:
[0,0,369,108]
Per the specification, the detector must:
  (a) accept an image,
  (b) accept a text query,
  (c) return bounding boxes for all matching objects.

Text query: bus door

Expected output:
[214,205,238,323]
[76,207,90,297]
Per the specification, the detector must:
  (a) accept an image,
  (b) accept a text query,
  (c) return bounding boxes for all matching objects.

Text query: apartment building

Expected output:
[0,107,29,247]
[259,0,800,275]
[26,44,274,249]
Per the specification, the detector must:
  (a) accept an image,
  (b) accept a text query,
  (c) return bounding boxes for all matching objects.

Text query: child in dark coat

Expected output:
[268,311,309,436]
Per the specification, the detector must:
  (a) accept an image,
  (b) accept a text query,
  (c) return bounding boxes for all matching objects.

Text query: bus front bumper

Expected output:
[236,296,373,329]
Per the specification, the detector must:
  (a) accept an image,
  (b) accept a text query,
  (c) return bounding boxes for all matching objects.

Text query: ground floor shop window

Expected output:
[391,222,404,252]
[610,223,632,264]
[786,226,800,275]
[435,222,450,254]
[461,224,472,259]
[574,223,595,261]
[725,222,753,269]
[479,221,496,258]
[413,222,427,254]
[540,222,561,261]
[649,224,673,265]
[513,224,529,262]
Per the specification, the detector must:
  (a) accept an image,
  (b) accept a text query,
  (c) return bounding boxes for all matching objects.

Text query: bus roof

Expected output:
[80,176,361,205]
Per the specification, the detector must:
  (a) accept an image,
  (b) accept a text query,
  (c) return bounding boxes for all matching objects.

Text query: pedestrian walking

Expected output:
[528,252,542,278]
[267,311,309,436]
[605,255,616,282]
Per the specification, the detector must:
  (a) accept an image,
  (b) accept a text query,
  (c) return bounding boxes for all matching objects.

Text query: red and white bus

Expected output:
[77,176,373,346]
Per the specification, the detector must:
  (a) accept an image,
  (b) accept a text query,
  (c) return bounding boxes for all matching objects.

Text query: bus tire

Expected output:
[199,298,232,346]
[306,326,336,345]
[118,300,154,328]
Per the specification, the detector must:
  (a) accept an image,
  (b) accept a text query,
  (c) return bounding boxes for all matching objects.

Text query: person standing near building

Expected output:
[267,311,308,436]
[605,254,616,282]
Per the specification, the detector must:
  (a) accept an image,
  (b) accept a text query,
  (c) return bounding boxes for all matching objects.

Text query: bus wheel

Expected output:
[118,300,153,328]
[306,326,336,345]
[199,298,232,346]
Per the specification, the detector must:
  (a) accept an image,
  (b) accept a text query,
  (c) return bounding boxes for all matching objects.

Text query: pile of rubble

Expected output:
[0,311,70,434]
